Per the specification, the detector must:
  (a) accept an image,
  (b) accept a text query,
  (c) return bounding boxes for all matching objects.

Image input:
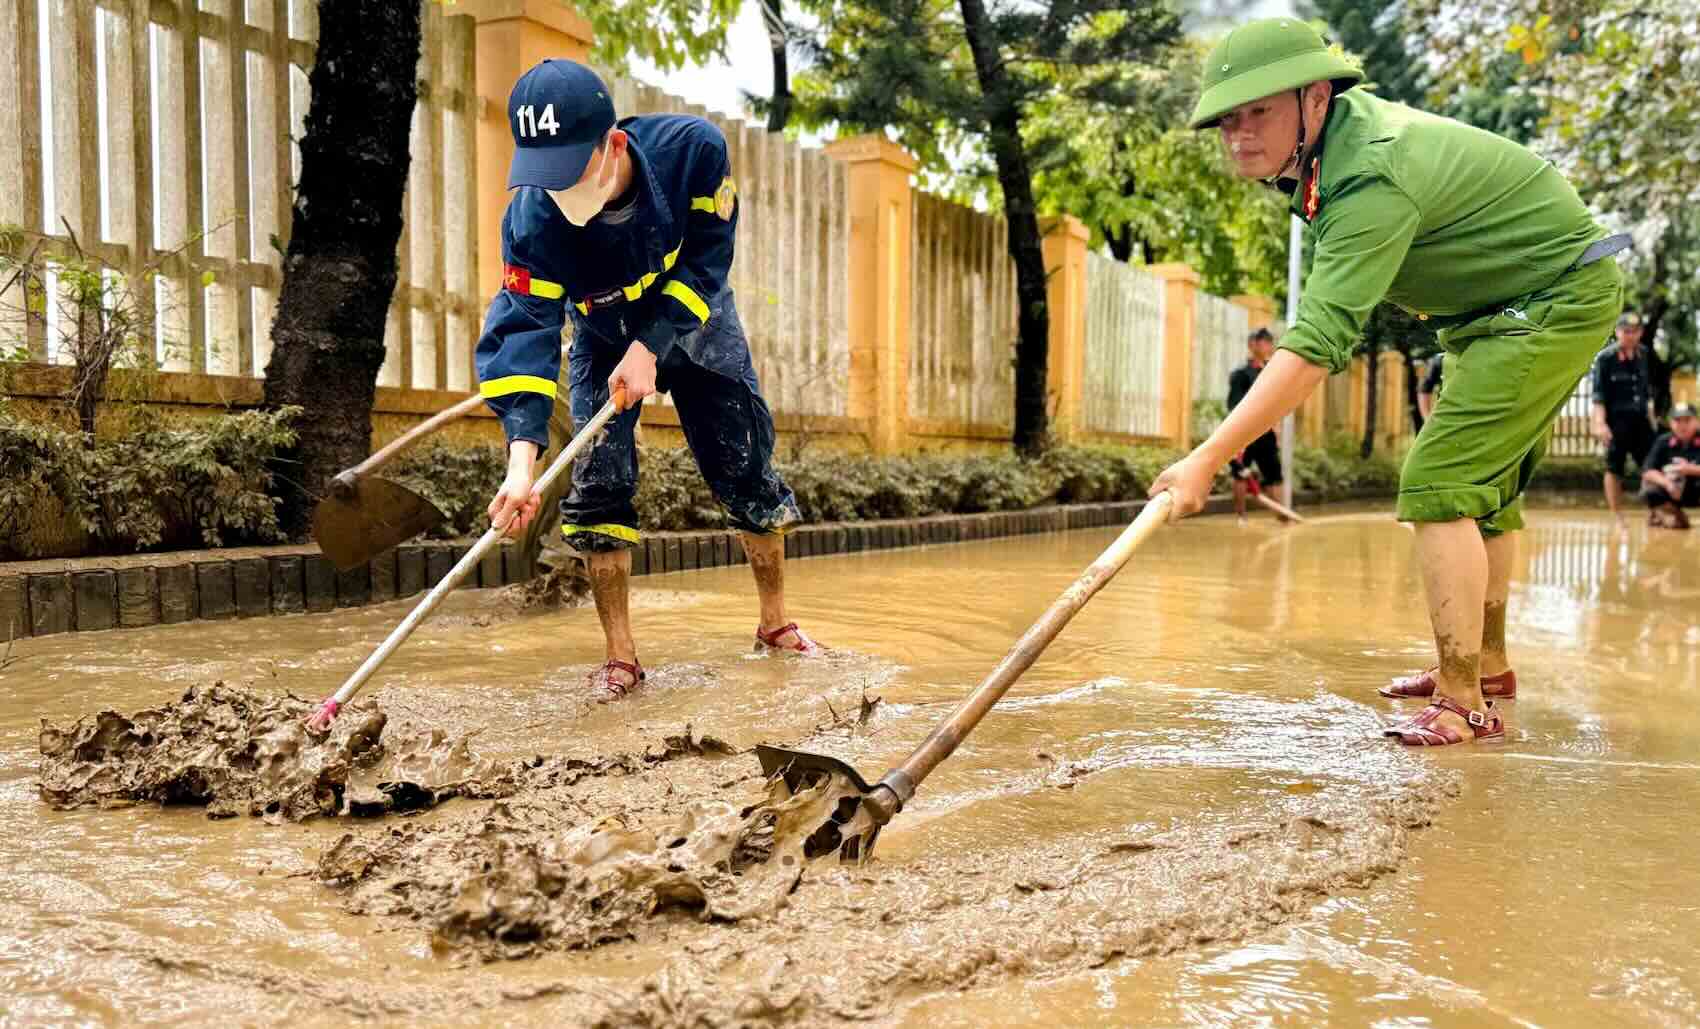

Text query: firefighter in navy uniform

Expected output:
[477,59,821,700]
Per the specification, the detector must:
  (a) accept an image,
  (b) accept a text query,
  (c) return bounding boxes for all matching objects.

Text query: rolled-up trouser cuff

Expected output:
[1396,483,1500,523]
[727,497,802,536]
[1397,485,1524,535]
[562,522,640,552]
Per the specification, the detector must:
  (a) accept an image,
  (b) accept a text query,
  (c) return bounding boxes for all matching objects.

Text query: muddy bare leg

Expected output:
[741,531,789,632]
[1415,518,1488,737]
[585,548,637,664]
[1480,530,1516,678]
[1233,479,1249,519]
[1604,472,1623,519]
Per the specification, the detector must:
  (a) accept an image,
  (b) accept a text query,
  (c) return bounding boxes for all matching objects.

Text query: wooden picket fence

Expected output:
[0,0,479,390]
[908,191,1019,430]
[1083,253,1166,437]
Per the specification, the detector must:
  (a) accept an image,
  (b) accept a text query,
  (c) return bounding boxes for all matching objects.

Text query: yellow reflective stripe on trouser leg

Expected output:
[480,375,558,398]
[561,522,642,543]
[662,280,709,323]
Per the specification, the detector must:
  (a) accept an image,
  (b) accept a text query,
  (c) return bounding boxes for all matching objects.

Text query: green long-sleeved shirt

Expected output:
[1280,90,1606,374]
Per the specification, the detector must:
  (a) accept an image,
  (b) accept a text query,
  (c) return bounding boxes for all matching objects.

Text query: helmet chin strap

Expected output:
[1262,87,1310,187]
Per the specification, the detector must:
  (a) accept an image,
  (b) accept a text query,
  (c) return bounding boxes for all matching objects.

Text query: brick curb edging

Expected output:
[1,489,1385,639]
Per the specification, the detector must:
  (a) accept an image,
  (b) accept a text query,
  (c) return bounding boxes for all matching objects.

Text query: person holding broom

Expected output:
[1149,18,1628,746]
[475,59,823,700]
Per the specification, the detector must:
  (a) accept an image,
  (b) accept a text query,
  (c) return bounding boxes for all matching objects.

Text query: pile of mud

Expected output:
[38,683,512,821]
[312,734,1460,1025]
[318,772,853,961]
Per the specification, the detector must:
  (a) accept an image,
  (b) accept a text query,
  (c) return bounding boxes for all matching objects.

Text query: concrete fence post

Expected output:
[1149,263,1200,448]
[826,135,918,454]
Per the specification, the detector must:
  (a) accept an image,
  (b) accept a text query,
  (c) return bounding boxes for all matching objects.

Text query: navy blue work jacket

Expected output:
[475,113,740,447]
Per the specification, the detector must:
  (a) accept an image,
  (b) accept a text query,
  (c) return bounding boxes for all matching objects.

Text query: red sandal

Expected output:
[755,622,823,655]
[587,659,645,700]
[1380,668,1517,700]
[1384,696,1504,746]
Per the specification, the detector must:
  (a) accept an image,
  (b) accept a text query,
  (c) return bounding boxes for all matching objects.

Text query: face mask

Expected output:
[548,147,615,227]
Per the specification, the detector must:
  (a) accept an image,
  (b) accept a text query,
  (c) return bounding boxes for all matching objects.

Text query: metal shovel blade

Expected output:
[311,476,445,571]
[754,744,884,863]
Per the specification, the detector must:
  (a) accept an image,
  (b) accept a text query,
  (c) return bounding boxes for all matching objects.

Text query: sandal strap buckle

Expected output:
[1466,709,1486,727]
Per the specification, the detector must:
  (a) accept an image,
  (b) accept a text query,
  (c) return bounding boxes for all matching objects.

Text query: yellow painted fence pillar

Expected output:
[1043,216,1090,442]
[1149,263,1200,449]
[826,135,918,454]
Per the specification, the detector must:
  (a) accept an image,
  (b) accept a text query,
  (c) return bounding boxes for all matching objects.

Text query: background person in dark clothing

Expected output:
[1591,310,1657,520]
[1642,402,1700,529]
[1228,328,1284,521]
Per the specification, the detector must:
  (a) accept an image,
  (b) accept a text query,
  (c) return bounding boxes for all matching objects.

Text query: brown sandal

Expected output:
[755,622,823,655]
[1384,696,1504,746]
[1380,668,1517,700]
[587,659,645,700]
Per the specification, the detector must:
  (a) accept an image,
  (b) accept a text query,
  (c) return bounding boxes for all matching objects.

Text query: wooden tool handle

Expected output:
[320,394,626,715]
[891,492,1174,793]
[334,393,485,491]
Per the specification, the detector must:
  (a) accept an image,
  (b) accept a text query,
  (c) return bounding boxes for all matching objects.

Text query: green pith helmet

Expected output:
[1188,18,1363,130]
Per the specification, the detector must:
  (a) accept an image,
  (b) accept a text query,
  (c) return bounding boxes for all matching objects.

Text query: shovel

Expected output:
[304,389,628,731]
[757,491,1174,863]
[311,393,486,571]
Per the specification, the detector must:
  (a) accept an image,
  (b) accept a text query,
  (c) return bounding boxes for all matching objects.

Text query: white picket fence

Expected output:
[1192,288,1250,407]
[0,0,480,390]
[1083,252,1166,437]
[908,191,1019,428]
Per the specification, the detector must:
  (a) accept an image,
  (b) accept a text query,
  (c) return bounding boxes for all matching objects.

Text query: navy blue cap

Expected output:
[506,60,616,190]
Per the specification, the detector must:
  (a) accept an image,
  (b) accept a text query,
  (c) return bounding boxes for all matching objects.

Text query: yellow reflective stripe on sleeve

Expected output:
[662,280,709,323]
[528,277,564,300]
[480,375,558,399]
[575,301,589,314]
[690,196,716,213]
[561,522,642,543]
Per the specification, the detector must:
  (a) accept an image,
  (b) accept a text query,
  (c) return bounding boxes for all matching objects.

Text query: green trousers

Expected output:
[1398,257,1623,535]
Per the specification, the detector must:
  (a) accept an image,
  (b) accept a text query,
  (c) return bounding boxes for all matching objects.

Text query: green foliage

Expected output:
[453,0,741,74]
[1291,433,1402,496]
[0,408,297,559]
[388,442,509,538]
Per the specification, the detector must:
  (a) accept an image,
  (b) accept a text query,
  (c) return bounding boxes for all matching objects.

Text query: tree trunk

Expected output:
[760,0,792,132]
[958,0,1048,455]
[262,0,422,538]
[1360,345,1379,459]
[1643,239,1673,417]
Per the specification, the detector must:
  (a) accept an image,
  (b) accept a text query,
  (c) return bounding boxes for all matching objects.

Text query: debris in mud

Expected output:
[37,683,509,821]
[316,772,860,961]
[818,689,883,735]
[503,554,591,611]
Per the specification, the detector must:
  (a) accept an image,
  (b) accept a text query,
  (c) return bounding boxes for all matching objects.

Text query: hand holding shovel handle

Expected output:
[305,388,629,731]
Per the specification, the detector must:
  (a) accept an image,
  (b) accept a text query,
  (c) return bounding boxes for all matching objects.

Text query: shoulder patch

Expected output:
[714,177,736,221]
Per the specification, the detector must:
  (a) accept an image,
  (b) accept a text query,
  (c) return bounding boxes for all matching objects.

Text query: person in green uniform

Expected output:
[1149,18,1628,746]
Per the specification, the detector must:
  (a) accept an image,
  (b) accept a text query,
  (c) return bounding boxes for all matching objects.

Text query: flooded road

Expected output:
[2,506,1696,1026]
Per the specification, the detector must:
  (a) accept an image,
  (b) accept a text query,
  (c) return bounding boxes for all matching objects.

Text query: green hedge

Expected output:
[390,437,1417,536]
[0,406,1611,559]
[0,408,296,560]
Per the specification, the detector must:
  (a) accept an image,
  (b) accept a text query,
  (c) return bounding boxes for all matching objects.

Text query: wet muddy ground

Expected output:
[2,505,1697,1026]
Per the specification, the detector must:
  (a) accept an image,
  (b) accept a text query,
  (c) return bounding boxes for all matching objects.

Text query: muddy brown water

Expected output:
[2,506,1697,1026]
